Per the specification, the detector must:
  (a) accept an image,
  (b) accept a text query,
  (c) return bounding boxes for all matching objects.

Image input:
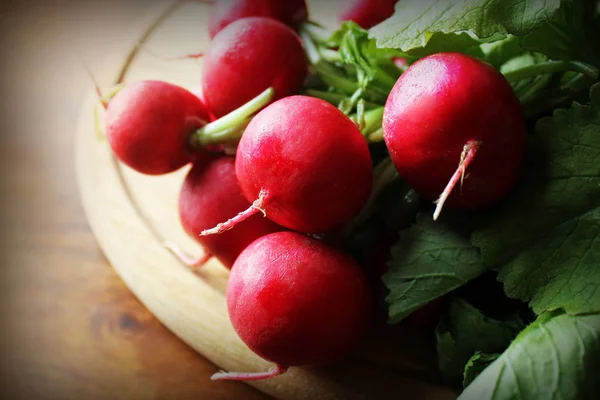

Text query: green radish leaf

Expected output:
[471,84,600,315]
[435,299,524,387]
[383,214,487,324]
[462,352,500,388]
[498,207,600,316]
[311,22,400,110]
[334,22,400,93]
[518,0,600,67]
[369,0,568,52]
[396,31,485,58]
[499,53,546,75]
[458,311,600,400]
[479,35,523,68]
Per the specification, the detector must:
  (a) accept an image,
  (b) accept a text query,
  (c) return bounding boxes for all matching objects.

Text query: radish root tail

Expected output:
[199,191,268,236]
[433,140,480,221]
[211,364,288,381]
[163,241,212,270]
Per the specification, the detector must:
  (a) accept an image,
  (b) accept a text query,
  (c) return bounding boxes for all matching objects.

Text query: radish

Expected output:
[212,231,372,380]
[209,0,308,38]
[178,157,282,268]
[202,17,308,118]
[105,80,210,175]
[338,0,397,29]
[382,53,526,219]
[201,96,373,235]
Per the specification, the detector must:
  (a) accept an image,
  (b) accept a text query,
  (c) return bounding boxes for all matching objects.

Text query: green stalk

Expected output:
[517,73,554,104]
[316,62,362,94]
[503,60,599,82]
[190,87,274,146]
[301,28,389,103]
[304,90,380,109]
[367,128,384,143]
[361,107,384,136]
[100,83,126,105]
[372,68,398,91]
[300,30,321,65]
[300,29,359,95]
[339,87,364,114]
[319,48,342,63]
[356,99,366,130]
[301,21,332,44]
[193,117,252,146]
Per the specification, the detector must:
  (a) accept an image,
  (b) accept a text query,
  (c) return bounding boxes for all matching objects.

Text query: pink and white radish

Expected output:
[177,157,282,269]
[382,52,526,219]
[201,95,373,235]
[338,0,397,29]
[202,17,308,118]
[213,231,372,380]
[105,80,210,175]
[209,0,308,38]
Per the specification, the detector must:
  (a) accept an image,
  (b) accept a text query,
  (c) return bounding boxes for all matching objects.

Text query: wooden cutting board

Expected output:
[75,2,457,399]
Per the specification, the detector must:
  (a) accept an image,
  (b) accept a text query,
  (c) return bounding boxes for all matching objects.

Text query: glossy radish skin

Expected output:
[383,53,526,212]
[106,80,210,175]
[226,232,371,370]
[209,0,308,38]
[202,17,308,118]
[338,0,397,29]
[235,96,373,233]
[179,157,282,268]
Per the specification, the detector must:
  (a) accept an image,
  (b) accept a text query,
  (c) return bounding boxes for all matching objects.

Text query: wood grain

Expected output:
[0,1,268,399]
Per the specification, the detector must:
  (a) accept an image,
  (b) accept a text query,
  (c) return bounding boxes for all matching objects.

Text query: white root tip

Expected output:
[433,140,481,221]
[211,365,288,381]
[163,241,211,269]
[199,192,268,236]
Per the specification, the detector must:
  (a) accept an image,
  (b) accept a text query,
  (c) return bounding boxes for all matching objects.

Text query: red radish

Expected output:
[201,96,373,235]
[212,231,372,381]
[338,0,397,29]
[105,80,210,175]
[178,157,282,269]
[383,53,526,219]
[202,17,308,118]
[209,0,308,38]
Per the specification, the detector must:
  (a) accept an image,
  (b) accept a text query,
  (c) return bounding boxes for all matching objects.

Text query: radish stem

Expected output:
[191,87,274,146]
[503,60,599,82]
[301,21,332,44]
[367,127,384,142]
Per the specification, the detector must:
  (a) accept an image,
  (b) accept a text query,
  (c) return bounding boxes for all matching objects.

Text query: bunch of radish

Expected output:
[99,0,526,382]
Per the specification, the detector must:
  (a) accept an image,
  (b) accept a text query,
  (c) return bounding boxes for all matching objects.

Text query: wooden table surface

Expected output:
[0,1,270,398]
